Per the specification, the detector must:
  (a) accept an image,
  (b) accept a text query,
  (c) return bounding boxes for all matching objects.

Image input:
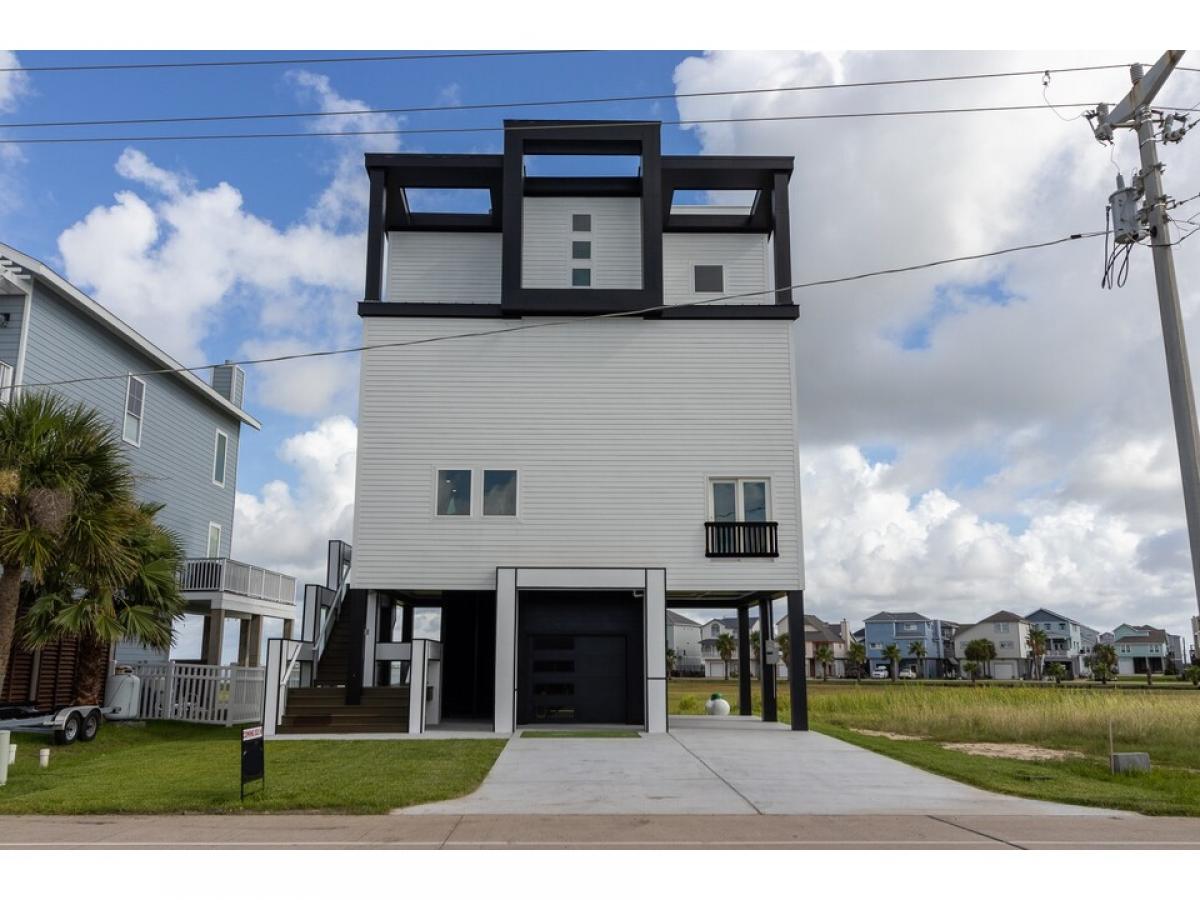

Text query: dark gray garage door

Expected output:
[517,591,644,726]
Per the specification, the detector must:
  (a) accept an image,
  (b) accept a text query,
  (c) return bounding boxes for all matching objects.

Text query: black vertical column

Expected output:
[363,169,385,302]
[772,171,793,305]
[737,605,752,716]
[759,598,778,722]
[344,589,367,705]
[786,590,809,731]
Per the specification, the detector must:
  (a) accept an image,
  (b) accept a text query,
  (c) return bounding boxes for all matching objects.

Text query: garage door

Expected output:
[517,591,644,726]
[992,662,1017,680]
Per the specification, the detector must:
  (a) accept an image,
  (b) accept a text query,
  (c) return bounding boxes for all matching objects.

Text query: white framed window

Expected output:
[123,375,146,446]
[572,213,591,232]
[436,469,472,516]
[212,429,229,487]
[0,361,13,404]
[708,477,771,523]
[571,267,591,287]
[994,622,1011,633]
[694,264,724,293]
[206,522,222,558]
[483,469,518,517]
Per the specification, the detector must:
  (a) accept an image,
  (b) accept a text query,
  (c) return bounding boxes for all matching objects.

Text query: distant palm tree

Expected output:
[965,638,997,678]
[715,632,736,680]
[847,640,867,684]
[1089,644,1118,685]
[1184,664,1200,688]
[1026,627,1048,681]
[963,660,981,685]
[1045,662,1067,686]
[814,643,835,681]
[882,643,902,683]
[665,647,677,681]
[908,640,928,679]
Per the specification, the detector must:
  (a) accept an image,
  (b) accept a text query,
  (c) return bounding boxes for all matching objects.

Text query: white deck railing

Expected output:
[179,558,297,609]
[131,662,265,725]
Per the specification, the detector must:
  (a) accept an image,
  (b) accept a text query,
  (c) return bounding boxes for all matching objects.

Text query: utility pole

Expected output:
[1089,51,1199,619]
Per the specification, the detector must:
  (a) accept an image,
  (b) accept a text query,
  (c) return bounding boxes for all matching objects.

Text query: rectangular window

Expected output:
[212,430,229,487]
[123,375,145,446]
[571,268,591,287]
[0,362,13,404]
[694,264,724,293]
[207,523,222,558]
[483,469,517,516]
[436,469,472,516]
[571,240,591,260]
[710,478,771,523]
[572,213,591,232]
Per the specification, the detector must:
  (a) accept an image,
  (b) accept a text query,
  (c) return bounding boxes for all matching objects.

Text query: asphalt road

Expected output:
[3,813,1199,849]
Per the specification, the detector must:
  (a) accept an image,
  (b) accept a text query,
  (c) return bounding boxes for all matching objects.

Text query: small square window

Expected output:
[572,240,591,260]
[483,470,517,516]
[572,214,591,232]
[572,268,591,287]
[436,469,472,516]
[694,265,724,293]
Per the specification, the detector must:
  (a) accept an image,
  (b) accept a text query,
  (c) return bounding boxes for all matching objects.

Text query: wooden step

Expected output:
[276,723,410,735]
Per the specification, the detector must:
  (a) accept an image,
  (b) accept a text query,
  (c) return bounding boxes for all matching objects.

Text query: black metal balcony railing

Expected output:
[704,521,780,558]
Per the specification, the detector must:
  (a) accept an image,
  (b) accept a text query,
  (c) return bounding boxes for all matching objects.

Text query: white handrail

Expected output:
[280,639,305,688]
[314,562,351,665]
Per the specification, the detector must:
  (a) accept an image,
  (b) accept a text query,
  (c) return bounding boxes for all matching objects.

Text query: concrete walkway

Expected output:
[401,717,1120,816]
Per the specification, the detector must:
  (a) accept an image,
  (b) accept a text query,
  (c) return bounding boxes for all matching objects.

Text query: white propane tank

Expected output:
[704,694,731,716]
[104,668,141,720]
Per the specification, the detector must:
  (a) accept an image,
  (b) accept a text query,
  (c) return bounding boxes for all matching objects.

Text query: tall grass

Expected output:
[812,685,1200,766]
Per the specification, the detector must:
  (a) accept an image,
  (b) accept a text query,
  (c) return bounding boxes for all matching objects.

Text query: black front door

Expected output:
[517,591,644,726]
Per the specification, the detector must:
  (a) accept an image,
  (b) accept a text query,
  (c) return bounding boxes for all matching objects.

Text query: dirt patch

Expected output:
[851,728,927,741]
[942,742,1084,761]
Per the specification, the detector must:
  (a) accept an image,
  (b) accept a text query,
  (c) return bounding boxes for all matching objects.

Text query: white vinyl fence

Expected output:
[130,662,264,725]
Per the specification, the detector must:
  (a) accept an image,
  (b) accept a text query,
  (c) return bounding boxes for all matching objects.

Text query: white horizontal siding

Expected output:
[353,316,803,593]
[663,233,771,305]
[385,232,501,304]
[521,197,642,290]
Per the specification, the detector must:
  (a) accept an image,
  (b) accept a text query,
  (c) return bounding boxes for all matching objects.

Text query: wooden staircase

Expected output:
[278,686,410,734]
[313,613,357,688]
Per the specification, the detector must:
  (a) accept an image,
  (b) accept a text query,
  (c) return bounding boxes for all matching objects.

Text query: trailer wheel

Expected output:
[55,711,83,745]
[80,710,101,742]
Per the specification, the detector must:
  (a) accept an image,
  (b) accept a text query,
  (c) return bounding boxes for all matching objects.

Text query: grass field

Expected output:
[670,678,1200,816]
[0,722,505,814]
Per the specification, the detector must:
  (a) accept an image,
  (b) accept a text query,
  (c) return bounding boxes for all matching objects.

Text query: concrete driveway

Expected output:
[400,717,1120,816]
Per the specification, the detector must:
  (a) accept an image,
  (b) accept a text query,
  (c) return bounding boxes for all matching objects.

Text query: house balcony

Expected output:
[178,558,299,621]
[704,521,779,559]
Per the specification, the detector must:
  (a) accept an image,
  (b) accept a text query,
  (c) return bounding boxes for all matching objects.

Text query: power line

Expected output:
[0,62,1140,131]
[12,230,1104,393]
[0,49,596,74]
[0,104,1151,146]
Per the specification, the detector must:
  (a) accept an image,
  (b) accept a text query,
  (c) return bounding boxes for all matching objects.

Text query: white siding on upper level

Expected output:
[663,233,771,305]
[521,197,642,290]
[385,232,501,304]
[353,316,802,593]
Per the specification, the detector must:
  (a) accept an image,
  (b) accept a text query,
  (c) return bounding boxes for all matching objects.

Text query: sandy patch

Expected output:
[851,728,927,741]
[942,742,1083,761]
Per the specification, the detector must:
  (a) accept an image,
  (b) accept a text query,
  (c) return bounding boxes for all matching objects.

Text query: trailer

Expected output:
[0,703,113,745]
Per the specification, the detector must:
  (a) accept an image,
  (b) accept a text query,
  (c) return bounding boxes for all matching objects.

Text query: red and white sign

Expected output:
[242,726,263,741]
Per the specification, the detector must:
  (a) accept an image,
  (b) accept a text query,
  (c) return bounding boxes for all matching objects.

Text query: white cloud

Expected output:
[233,415,357,585]
[0,50,30,217]
[0,50,30,113]
[238,337,358,418]
[675,51,1200,641]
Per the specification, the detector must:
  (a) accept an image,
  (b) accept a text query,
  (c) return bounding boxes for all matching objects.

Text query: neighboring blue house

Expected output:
[1109,624,1172,675]
[863,611,958,677]
[1025,607,1099,678]
[0,244,297,709]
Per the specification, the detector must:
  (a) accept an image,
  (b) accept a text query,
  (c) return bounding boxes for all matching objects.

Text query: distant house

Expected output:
[954,611,1031,680]
[700,616,757,679]
[777,613,851,678]
[863,611,957,677]
[1024,607,1099,678]
[1166,633,1186,669]
[1192,617,1199,663]
[0,243,296,711]
[666,611,704,676]
[1110,624,1172,675]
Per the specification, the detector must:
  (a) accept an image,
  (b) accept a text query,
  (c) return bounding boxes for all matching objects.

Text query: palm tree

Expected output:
[963,660,981,685]
[908,640,928,679]
[847,640,867,684]
[965,638,997,678]
[23,502,184,704]
[715,632,736,680]
[665,647,677,681]
[814,643,835,681]
[1184,664,1200,688]
[1026,627,1048,681]
[0,394,136,698]
[882,643,902,683]
[1089,644,1118,685]
[1045,662,1067,686]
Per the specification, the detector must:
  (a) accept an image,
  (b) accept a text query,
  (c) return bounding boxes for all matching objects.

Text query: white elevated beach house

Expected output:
[265,120,808,735]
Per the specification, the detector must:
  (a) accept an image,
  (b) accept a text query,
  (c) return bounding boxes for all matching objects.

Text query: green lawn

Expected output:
[0,722,505,814]
[669,678,1200,816]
